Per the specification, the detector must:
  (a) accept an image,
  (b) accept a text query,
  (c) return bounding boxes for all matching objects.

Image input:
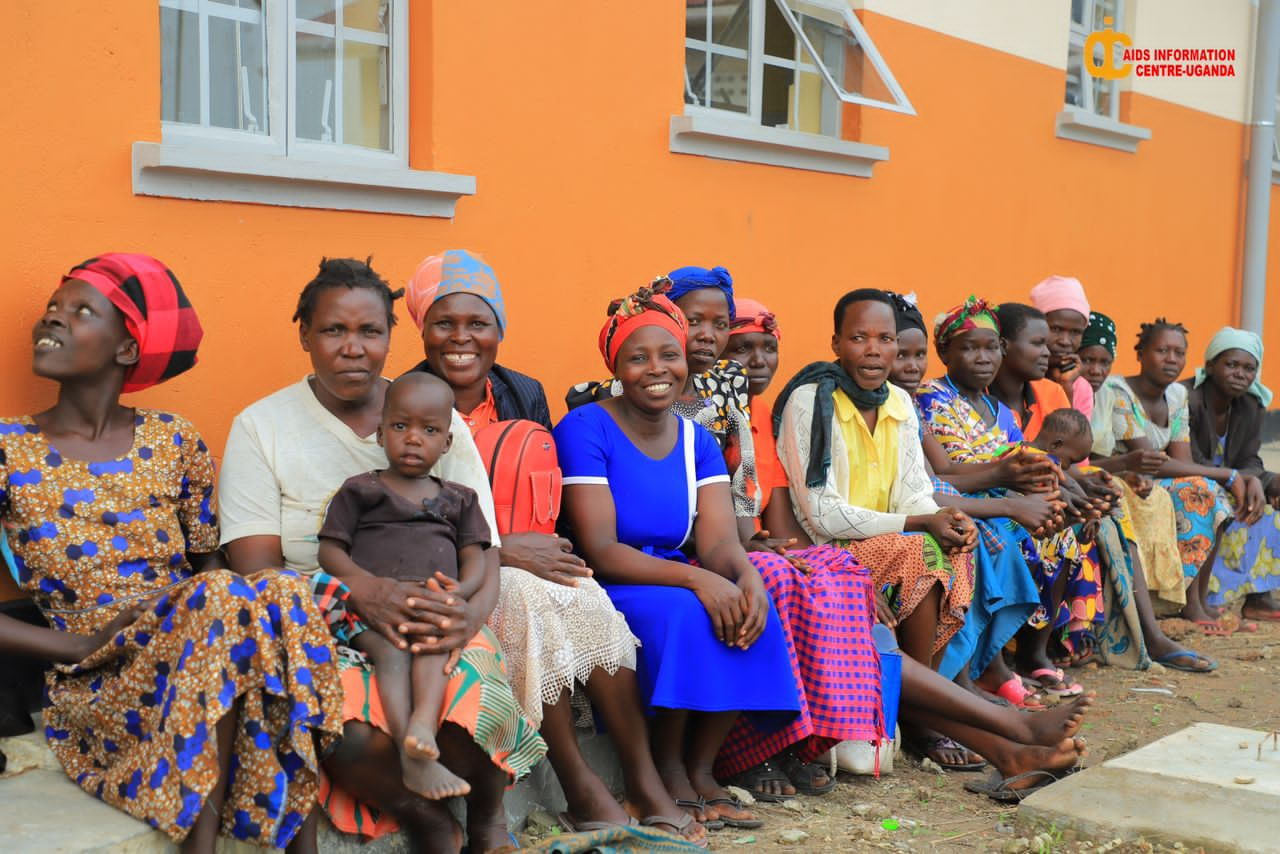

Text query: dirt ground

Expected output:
[521,619,1280,853]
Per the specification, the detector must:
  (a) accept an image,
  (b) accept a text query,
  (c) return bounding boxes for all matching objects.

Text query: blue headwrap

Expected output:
[406,249,507,339]
[666,265,736,320]
[1194,326,1273,407]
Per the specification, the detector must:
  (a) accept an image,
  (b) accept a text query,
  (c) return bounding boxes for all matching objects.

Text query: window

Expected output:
[683,0,912,141]
[141,1,476,217]
[1064,0,1122,121]
[159,0,403,162]
[1055,0,1148,152]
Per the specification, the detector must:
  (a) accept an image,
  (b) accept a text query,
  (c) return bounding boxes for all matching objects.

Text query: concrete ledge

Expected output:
[132,141,476,218]
[1019,723,1280,852]
[669,111,889,178]
[0,725,620,852]
[1054,107,1151,153]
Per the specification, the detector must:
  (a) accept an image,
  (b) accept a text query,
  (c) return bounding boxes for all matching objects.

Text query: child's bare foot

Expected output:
[405,732,440,761]
[405,710,440,760]
[403,755,471,801]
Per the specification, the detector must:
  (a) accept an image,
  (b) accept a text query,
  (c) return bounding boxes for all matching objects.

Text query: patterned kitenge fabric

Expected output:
[917,379,1094,635]
[0,411,342,846]
[1110,376,1280,605]
[309,581,548,839]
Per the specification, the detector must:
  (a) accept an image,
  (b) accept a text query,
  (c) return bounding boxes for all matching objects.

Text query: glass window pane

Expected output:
[711,0,750,49]
[685,47,708,105]
[208,14,268,134]
[343,40,389,149]
[1065,41,1085,107]
[685,0,707,41]
[708,54,749,113]
[761,63,792,127]
[764,0,795,60]
[343,0,388,34]
[298,0,335,23]
[1071,0,1087,27]
[160,6,200,125]
[296,33,336,141]
[1093,77,1115,118]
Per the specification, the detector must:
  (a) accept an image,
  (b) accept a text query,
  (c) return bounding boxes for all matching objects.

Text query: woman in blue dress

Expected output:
[554,284,799,829]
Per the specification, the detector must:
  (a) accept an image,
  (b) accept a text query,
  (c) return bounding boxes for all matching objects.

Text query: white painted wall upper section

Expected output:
[859,0,1071,69]
[1128,0,1254,123]
[861,0,1256,122]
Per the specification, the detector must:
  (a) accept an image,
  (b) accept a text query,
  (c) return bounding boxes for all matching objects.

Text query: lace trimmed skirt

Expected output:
[488,567,639,727]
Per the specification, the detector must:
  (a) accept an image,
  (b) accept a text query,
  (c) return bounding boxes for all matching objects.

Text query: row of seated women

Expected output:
[0,251,1270,853]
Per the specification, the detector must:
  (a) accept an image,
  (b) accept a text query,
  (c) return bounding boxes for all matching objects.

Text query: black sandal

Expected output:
[724,760,795,803]
[775,749,837,795]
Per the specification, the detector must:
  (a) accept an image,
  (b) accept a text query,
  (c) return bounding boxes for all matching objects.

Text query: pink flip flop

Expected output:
[1024,667,1083,698]
[988,676,1048,711]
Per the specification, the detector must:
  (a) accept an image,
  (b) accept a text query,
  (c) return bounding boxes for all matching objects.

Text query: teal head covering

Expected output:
[1081,311,1117,357]
[1194,326,1272,407]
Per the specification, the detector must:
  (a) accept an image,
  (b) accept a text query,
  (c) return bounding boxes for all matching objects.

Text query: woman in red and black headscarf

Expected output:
[0,254,343,853]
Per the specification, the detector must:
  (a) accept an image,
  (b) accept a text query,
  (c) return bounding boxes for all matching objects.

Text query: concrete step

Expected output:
[0,725,620,852]
[1018,722,1280,852]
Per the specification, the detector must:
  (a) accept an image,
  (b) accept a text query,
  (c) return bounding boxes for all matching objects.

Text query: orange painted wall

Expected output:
[0,3,1273,601]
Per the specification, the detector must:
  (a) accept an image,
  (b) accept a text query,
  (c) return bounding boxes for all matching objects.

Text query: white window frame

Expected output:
[673,0,912,178]
[1066,0,1122,121]
[160,0,407,164]
[287,1,407,166]
[683,0,912,125]
[1056,0,1149,153]
[138,0,473,217]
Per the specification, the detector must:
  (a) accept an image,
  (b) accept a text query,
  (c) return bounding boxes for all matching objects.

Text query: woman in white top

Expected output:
[219,259,545,854]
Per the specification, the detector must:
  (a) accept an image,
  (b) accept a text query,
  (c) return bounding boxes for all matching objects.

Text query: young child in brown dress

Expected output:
[318,372,492,800]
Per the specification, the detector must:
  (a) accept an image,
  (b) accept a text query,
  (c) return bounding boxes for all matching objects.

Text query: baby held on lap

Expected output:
[317,373,495,801]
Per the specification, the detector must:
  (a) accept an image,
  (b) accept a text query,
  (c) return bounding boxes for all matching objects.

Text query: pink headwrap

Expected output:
[729,297,781,342]
[1029,275,1090,320]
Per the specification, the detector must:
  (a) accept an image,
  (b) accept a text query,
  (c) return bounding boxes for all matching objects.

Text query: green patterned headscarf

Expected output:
[1081,311,1117,357]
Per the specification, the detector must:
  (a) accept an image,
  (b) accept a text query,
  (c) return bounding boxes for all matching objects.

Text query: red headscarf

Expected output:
[64,253,203,392]
[729,297,781,342]
[597,278,689,373]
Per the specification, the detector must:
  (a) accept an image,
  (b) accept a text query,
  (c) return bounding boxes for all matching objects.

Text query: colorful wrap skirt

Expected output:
[45,569,344,846]
[837,533,974,655]
[312,573,547,839]
[1159,476,1280,605]
[715,546,885,777]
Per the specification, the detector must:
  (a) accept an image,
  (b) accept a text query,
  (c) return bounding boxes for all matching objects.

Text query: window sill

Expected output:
[669,112,889,178]
[1054,107,1151,153]
[131,141,476,218]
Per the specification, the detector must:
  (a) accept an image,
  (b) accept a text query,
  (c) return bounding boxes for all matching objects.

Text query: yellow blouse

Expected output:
[833,387,912,513]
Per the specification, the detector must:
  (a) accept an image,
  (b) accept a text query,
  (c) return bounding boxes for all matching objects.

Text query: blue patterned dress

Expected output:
[0,410,342,845]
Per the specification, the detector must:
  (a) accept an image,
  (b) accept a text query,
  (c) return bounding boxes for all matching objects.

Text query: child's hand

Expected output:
[443,648,462,676]
[431,571,460,593]
[1078,518,1100,544]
